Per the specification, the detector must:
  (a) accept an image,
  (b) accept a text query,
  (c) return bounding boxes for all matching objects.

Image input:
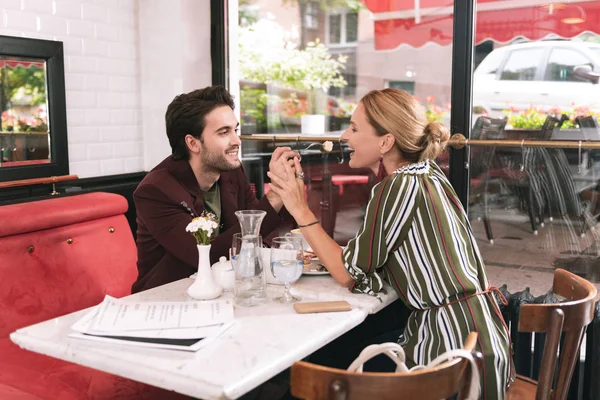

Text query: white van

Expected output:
[473,40,600,117]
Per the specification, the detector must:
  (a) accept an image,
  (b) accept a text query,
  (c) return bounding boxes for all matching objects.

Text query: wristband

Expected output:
[297,220,320,228]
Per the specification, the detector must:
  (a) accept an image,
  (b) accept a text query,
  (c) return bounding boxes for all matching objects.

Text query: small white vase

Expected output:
[301,114,325,135]
[187,244,223,300]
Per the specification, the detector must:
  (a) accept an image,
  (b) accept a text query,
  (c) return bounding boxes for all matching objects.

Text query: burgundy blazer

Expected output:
[132,156,286,293]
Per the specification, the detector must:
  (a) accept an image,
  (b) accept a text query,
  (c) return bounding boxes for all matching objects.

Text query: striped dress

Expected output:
[342,160,513,400]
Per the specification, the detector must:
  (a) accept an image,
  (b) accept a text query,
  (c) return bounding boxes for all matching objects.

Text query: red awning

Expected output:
[0,60,44,68]
[362,0,600,49]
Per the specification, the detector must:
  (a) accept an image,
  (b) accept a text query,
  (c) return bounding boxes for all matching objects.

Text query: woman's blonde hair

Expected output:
[360,88,450,162]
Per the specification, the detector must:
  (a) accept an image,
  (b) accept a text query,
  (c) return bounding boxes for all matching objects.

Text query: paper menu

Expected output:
[72,295,235,335]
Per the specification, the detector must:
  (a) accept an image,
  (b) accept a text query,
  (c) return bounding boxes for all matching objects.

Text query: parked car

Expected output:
[473,40,600,117]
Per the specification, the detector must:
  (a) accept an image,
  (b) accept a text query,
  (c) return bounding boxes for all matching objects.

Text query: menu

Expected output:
[68,295,235,351]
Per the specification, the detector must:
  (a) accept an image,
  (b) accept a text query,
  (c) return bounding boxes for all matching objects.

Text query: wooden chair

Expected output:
[291,332,479,400]
[506,269,598,400]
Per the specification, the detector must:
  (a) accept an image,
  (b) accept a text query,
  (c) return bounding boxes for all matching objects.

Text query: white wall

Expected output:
[0,0,213,178]
[138,0,212,171]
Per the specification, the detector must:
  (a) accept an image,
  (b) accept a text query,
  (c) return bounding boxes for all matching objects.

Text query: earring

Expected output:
[376,155,386,183]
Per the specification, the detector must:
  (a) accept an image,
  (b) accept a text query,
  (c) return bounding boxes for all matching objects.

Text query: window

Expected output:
[499,48,544,81]
[304,2,319,30]
[346,13,358,43]
[327,11,358,46]
[475,49,505,76]
[328,15,341,44]
[388,81,416,94]
[544,48,593,82]
[329,52,356,97]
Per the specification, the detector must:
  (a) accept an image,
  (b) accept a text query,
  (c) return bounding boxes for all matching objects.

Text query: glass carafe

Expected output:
[232,210,267,306]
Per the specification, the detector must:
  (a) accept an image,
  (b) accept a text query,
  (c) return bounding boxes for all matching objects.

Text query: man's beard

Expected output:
[201,146,241,173]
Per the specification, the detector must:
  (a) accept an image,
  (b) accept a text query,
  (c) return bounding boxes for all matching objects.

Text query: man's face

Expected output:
[197,106,241,172]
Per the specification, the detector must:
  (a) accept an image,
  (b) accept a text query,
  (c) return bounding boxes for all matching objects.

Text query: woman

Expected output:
[267,88,513,400]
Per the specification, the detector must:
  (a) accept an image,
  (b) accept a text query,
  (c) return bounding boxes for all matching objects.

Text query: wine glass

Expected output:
[270,236,303,303]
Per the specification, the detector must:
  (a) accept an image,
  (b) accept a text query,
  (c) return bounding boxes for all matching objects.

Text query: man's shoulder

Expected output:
[135,157,181,197]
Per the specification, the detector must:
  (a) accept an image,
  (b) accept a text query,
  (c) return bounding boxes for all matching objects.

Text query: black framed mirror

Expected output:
[0,35,68,182]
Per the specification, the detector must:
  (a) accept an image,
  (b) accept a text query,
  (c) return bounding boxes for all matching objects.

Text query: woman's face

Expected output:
[340,102,383,172]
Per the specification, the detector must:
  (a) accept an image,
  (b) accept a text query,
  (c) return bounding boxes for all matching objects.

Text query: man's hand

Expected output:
[267,157,309,220]
[266,146,300,212]
[269,147,300,178]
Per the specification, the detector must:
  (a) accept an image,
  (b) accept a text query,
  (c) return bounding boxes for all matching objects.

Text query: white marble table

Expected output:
[10,275,398,400]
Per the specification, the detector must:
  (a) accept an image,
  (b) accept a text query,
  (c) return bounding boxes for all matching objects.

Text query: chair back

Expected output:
[576,115,600,141]
[470,116,507,179]
[540,115,563,140]
[517,269,598,400]
[291,332,479,400]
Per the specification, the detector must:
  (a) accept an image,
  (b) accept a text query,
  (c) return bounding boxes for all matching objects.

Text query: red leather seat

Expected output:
[0,193,187,400]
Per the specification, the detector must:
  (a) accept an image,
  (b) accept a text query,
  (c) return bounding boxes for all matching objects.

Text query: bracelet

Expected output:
[297,220,320,228]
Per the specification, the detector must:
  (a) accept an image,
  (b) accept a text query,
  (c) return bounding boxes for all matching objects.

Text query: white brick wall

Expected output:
[0,0,142,178]
[1,0,213,178]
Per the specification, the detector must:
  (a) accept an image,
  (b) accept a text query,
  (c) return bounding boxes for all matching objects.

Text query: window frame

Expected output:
[543,46,595,83]
[0,35,68,183]
[498,47,547,82]
[325,9,358,49]
[304,2,320,30]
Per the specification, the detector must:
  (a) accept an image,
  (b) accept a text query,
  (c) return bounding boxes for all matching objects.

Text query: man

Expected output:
[132,86,296,293]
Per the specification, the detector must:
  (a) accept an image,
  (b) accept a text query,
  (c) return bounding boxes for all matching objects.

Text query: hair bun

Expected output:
[420,122,450,161]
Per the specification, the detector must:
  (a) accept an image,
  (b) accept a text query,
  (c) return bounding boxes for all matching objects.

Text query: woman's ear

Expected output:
[380,133,395,153]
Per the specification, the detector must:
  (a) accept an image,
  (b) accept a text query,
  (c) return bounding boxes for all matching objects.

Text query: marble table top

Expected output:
[11,275,398,400]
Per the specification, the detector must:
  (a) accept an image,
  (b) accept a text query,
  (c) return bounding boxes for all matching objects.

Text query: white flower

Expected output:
[185,213,219,245]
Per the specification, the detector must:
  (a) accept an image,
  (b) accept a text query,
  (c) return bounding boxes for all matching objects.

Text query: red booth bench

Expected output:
[0,192,186,399]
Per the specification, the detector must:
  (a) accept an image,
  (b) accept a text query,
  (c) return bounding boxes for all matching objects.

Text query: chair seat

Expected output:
[505,375,538,399]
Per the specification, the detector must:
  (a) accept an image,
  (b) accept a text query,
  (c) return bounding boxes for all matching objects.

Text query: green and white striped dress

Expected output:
[342,160,513,400]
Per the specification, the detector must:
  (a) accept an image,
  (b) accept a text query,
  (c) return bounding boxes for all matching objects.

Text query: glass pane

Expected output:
[346,13,358,43]
[499,49,544,81]
[544,48,592,82]
[305,3,319,29]
[472,1,600,299]
[0,56,50,168]
[329,14,341,44]
[236,1,454,244]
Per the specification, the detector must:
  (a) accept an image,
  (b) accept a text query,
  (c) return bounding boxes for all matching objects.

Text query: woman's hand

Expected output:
[267,157,310,220]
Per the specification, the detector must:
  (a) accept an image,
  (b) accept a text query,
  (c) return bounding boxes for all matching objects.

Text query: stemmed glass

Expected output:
[270,237,303,303]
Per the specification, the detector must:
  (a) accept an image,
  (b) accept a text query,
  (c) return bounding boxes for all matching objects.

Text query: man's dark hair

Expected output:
[165,86,235,160]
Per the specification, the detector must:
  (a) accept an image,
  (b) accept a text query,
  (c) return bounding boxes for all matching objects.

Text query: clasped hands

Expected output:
[266,146,309,219]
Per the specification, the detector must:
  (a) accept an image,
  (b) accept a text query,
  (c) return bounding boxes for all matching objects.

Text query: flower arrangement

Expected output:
[328,99,358,118]
[503,104,600,129]
[281,94,308,118]
[185,212,219,246]
[503,106,547,129]
[422,96,451,124]
[1,109,48,132]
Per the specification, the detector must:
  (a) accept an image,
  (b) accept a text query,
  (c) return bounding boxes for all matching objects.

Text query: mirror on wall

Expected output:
[0,36,67,182]
[0,56,50,168]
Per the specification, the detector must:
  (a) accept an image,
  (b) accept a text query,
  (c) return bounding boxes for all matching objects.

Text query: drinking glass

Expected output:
[270,237,303,303]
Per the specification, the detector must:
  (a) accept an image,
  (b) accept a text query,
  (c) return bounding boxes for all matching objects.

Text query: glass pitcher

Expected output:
[232,210,267,306]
